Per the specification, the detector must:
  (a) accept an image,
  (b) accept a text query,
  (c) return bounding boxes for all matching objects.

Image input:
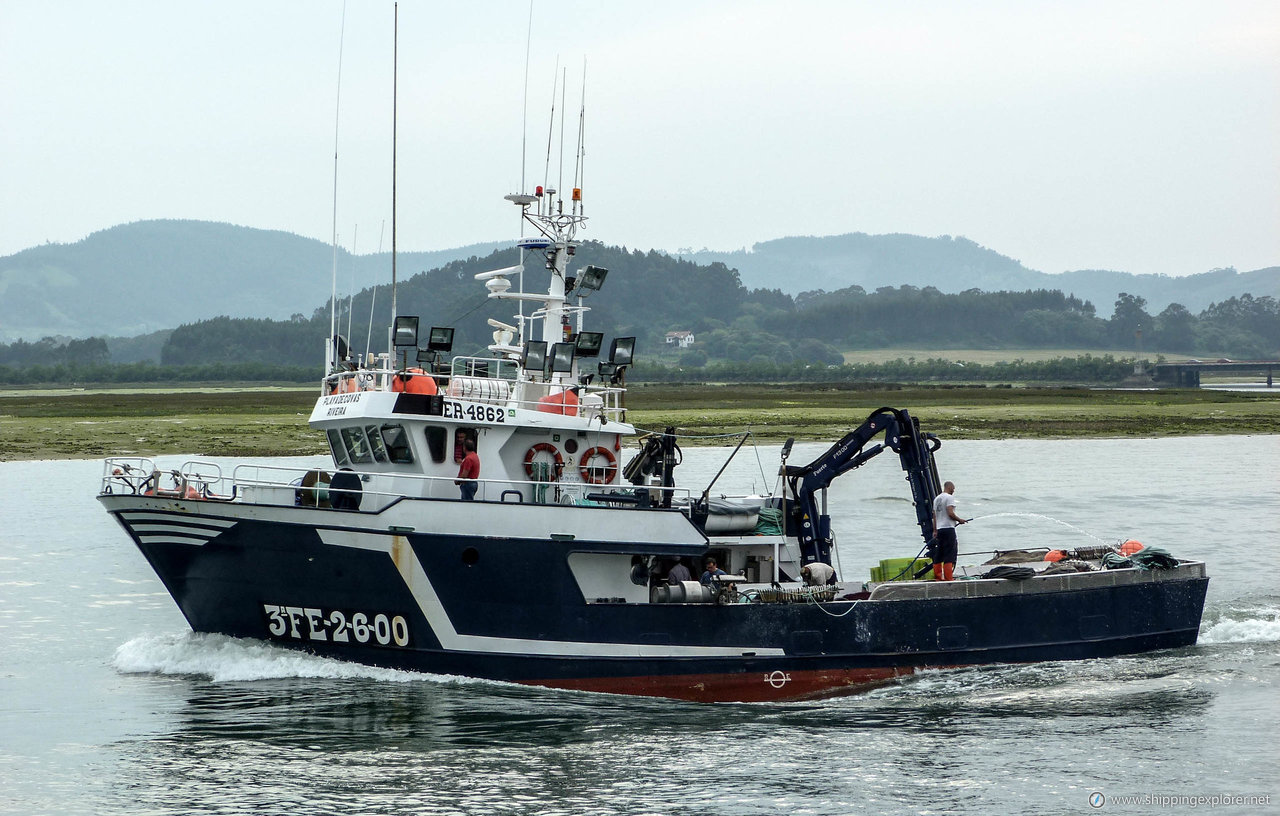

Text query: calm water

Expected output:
[2,437,1277,815]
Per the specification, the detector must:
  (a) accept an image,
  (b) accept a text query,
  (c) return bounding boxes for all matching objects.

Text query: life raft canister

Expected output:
[579,446,618,485]
[524,442,564,481]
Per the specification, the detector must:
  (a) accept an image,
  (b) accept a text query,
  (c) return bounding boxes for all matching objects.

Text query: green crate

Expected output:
[879,558,915,581]
[879,557,934,581]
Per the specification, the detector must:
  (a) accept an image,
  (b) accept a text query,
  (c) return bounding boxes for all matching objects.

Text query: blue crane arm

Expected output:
[782,407,942,567]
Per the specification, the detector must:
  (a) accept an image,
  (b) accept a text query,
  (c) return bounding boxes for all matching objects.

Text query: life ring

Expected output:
[524,442,564,481]
[579,446,618,485]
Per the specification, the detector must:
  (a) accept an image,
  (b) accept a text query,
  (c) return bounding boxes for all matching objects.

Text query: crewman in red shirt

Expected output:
[456,438,480,501]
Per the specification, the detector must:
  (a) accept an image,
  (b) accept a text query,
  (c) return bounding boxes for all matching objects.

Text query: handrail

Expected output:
[318,365,629,422]
[102,456,690,512]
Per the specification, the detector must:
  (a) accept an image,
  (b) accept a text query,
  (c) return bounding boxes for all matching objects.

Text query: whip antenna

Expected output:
[542,56,559,200]
[328,0,348,371]
[520,0,533,195]
[390,2,399,352]
[573,59,586,216]
[367,220,385,356]
[517,1,536,341]
[557,66,566,208]
[345,224,358,344]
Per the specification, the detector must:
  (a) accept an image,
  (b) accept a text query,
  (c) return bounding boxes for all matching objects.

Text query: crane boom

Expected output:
[783,407,943,568]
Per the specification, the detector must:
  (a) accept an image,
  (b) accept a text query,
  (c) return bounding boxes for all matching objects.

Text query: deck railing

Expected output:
[100,456,687,513]
[320,362,628,422]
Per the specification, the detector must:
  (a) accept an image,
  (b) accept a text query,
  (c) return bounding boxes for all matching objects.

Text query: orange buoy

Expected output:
[1044,549,1066,562]
[392,368,437,395]
[1119,539,1144,556]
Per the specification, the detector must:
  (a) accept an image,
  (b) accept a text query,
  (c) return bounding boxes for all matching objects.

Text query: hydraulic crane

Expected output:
[782,407,943,568]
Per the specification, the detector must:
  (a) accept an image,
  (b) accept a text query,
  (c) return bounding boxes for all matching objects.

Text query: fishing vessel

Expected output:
[97,177,1210,701]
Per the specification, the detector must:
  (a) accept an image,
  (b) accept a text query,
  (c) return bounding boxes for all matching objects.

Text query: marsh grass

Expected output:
[1,384,1276,460]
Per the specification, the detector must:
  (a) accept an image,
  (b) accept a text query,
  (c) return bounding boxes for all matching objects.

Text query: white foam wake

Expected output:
[1200,607,1280,644]
[113,632,441,683]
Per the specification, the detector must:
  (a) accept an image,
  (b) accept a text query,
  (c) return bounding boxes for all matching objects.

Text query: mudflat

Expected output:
[1,384,1277,461]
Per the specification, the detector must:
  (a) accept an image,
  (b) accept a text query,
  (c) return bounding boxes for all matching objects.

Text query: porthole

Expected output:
[564,438,579,454]
[461,547,479,566]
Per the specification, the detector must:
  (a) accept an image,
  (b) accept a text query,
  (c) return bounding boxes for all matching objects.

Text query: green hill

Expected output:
[0,220,506,341]
[683,233,1278,313]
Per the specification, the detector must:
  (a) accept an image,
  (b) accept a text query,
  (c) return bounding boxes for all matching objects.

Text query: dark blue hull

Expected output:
[106,499,1209,702]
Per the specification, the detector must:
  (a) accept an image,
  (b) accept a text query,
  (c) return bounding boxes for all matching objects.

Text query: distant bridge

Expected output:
[1151,360,1278,388]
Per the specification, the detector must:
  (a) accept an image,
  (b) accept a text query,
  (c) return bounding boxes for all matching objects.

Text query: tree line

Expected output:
[0,354,1139,387]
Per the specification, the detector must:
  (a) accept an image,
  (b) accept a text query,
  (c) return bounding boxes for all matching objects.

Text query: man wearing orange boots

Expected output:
[931,481,967,581]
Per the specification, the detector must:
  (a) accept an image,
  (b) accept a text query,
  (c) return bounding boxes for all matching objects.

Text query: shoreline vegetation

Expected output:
[2,383,1277,462]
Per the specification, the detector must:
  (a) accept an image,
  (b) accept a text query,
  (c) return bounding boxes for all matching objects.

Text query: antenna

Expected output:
[345,224,357,344]
[516,0,535,341]
[542,56,559,206]
[573,59,586,216]
[520,0,533,195]
[367,220,385,357]
[390,2,399,354]
[328,0,348,371]
[557,66,566,209]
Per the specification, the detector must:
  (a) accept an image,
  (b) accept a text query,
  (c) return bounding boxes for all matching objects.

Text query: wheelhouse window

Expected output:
[326,429,351,467]
[424,426,448,464]
[339,426,373,465]
[379,423,414,464]
[364,425,389,463]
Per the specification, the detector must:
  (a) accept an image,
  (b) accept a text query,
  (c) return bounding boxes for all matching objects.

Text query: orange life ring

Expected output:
[579,446,618,485]
[524,442,564,481]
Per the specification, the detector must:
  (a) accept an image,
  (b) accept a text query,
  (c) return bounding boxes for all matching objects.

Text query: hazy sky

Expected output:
[3,1,1277,278]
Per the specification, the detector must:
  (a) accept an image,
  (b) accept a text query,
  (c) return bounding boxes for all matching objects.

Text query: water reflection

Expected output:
[141,644,1218,759]
[157,678,608,750]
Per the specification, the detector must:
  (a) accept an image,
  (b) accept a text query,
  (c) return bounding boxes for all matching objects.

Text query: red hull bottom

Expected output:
[523,666,923,703]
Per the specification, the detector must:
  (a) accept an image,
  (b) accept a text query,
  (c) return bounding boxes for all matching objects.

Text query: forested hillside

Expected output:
[153,243,1279,370]
[159,243,754,366]
[4,220,1276,346]
[685,233,1279,312]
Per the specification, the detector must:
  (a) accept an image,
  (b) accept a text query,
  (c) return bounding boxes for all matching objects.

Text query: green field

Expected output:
[839,348,1219,364]
[626,384,1280,443]
[2,383,1277,461]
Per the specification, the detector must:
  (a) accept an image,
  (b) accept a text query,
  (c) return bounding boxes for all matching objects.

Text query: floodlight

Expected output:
[393,316,419,347]
[550,342,576,373]
[427,326,455,352]
[608,336,636,367]
[578,265,608,293]
[523,340,548,373]
[574,331,604,358]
